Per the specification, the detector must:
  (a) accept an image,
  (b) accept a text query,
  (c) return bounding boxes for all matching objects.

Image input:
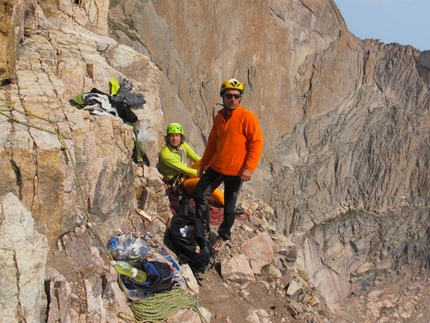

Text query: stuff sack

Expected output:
[169,211,214,274]
[120,260,174,300]
[123,92,146,106]
[112,78,146,108]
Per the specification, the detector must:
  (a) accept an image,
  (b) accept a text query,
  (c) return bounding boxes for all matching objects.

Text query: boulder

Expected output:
[241,231,275,274]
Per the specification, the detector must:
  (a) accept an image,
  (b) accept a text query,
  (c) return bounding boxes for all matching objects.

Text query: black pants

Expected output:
[192,167,243,240]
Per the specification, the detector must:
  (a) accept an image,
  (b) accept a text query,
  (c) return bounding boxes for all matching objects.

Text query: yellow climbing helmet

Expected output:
[166,123,184,135]
[220,78,244,96]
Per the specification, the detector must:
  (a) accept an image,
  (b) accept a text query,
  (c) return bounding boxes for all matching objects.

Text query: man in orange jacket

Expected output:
[193,78,264,243]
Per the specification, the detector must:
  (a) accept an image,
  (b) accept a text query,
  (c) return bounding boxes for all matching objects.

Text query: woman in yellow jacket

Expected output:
[157,123,224,205]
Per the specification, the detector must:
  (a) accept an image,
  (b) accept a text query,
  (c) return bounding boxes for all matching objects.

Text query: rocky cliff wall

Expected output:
[108,0,429,227]
[0,0,180,262]
[0,0,429,322]
[108,4,430,315]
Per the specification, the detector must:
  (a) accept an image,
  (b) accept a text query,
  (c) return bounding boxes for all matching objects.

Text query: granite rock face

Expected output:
[0,0,429,322]
[0,0,167,251]
[0,193,48,323]
[108,3,430,318]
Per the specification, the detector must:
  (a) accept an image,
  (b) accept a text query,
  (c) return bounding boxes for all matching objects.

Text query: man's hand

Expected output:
[240,168,253,182]
[197,164,207,177]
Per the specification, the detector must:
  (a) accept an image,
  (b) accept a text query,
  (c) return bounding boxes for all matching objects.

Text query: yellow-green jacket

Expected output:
[158,142,200,181]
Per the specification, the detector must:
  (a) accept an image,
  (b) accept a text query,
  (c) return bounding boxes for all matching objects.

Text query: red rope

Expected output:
[165,188,250,226]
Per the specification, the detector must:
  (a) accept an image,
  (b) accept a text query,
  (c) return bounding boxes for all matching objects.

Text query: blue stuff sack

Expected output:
[119,261,174,300]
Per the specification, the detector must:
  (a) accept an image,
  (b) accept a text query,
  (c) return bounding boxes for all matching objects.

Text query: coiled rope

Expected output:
[118,287,207,323]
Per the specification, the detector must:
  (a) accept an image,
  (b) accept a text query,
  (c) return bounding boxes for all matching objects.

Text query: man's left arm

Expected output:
[242,113,264,181]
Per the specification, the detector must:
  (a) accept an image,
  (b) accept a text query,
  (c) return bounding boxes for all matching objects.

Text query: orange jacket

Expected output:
[201,105,263,176]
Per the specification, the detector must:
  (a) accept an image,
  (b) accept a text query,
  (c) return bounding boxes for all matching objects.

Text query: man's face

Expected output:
[222,89,242,111]
[168,134,181,148]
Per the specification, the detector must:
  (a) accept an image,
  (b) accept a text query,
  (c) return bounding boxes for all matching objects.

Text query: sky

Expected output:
[334,0,430,51]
